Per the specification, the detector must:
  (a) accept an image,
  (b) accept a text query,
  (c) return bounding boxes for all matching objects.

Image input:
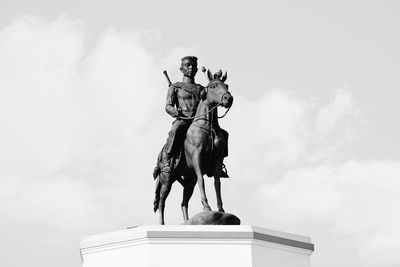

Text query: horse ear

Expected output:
[221,71,227,82]
[206,69,213,81]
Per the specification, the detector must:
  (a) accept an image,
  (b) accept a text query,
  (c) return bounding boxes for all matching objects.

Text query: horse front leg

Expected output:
[214,177,224,212]
[181,177,196,222]
[214,159,225,212]
[192,150,211,211]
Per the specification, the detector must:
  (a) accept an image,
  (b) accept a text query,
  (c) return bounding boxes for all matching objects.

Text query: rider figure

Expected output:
[153,56,229,178]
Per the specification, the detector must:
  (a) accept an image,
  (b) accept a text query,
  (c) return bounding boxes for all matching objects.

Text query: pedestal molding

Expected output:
[80,225,314,267]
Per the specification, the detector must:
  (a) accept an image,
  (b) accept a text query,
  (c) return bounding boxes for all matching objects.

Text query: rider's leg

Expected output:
[214,129,229,178]
[161,119,188,172]
[220,128,229,157]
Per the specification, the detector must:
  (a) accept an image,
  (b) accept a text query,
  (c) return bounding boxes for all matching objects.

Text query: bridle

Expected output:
[178,80,231,120]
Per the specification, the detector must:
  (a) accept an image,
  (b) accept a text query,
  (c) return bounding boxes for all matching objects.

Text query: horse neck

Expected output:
[192,100,216,128]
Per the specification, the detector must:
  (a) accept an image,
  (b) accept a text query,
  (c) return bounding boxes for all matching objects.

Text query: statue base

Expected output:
[80,225,314,267]
[182,211,240,225]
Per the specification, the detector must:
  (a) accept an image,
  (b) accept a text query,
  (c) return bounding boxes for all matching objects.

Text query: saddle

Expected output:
[153,126,229,179]
[153,138,228,180]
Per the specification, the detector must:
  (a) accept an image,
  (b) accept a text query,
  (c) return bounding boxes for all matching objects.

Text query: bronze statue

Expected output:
[153,56,233,225]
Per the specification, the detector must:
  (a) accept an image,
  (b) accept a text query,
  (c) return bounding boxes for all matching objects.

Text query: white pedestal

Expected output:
[80,225,314,267]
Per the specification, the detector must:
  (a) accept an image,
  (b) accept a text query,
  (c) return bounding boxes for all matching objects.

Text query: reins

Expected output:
[178,83,231,120]
[178,103,219,120]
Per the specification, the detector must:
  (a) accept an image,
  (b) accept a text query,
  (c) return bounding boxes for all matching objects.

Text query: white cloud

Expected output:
[0,14,398,267]
[0,15,177,267]
[221,86,399,267]
[224,87,360,183]
[257,160,400,267]
[316,89,357,134]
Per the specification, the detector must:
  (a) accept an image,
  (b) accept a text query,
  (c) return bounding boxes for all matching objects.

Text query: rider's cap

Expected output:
[181,56,198,62]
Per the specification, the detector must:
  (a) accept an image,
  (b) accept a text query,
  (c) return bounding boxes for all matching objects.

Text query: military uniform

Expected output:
[163,82,204,157]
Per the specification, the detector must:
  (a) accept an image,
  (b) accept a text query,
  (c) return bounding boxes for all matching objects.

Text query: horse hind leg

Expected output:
[158,172,174,225]
[181,177,197,222]
[153,177,161,212]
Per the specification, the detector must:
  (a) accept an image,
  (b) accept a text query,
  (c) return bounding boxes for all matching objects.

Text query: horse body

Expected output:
[184,102,214,171]
[154,74,233,225]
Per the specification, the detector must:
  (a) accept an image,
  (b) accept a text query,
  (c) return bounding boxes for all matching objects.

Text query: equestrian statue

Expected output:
[152,56,234,225]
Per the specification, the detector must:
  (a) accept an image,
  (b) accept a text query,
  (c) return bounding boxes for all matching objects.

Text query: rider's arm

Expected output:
[165,85,180,118]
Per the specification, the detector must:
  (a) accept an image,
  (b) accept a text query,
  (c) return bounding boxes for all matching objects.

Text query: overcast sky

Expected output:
[1,1,399,267]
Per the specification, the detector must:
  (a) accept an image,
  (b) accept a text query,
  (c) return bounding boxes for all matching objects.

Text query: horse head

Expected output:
[203,68,233,108]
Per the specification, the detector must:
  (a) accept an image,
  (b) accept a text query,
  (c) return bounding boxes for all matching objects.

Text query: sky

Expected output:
[0,0,399,267]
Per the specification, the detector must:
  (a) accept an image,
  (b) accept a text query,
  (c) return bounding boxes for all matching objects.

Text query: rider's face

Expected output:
[180,59,198,78]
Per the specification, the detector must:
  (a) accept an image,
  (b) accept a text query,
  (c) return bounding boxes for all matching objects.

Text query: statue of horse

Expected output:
[153,69,233,225]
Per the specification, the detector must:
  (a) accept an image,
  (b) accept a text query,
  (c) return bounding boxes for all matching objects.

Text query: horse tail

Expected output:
[153,177,161,212]
[153,150,163,180]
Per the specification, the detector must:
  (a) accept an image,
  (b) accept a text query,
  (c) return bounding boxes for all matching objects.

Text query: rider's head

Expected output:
[180,56,198,79]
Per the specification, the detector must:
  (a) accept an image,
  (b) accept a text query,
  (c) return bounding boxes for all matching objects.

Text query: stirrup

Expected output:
[221,163,229,178]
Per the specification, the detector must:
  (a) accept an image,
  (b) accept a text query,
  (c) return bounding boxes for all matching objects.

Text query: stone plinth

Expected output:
[80,225,314,267]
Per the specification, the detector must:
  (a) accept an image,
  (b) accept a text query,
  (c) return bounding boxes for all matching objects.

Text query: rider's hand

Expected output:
[176,107,183,117]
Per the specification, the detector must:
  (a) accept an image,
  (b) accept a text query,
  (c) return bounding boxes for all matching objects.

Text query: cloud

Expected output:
[0,14,398,267]
[0,15,180,267]
[223,88,361,183]
[256,160,400,267]
[221,85,399,267]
